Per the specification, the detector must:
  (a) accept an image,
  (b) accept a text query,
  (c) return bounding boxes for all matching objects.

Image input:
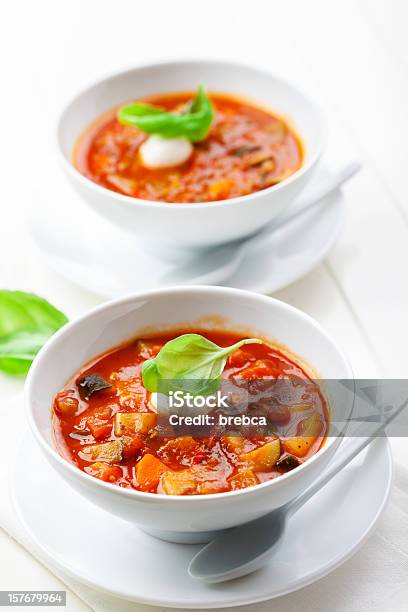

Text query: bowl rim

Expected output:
[56,58,327,210]
[25,286,353,504]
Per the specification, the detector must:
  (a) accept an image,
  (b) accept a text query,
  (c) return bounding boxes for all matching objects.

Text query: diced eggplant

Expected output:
[276,453,301,471]
[121,435,144,459]
[77,374,112,400]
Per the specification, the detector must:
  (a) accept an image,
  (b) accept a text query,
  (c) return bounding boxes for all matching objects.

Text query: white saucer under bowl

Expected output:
[12,432,391,609]
[28,173,344,297]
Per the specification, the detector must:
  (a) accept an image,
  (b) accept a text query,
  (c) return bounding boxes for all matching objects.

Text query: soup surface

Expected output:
[53,330,328,495]
[74,93,303,203]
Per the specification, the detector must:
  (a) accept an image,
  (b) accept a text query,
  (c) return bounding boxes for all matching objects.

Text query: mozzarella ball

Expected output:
[139,135,193,169]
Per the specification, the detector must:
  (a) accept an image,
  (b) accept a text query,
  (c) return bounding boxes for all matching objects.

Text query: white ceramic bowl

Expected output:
[26,287,351,543]
[57,60,325,252]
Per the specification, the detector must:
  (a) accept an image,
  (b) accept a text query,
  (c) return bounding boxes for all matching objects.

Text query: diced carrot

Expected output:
[85,462,122,483]
[237,359,280,379]
[86,406,112,440]
[208,180,233,199]
[227,349,250,369]
[135,454,169,491]
[87,421,112,440]
[54,393,79,418]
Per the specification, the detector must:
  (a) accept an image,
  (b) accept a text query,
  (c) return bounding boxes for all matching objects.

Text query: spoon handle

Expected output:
[288,396,408,516]
[274,161,361,229]
[244,161,362,253]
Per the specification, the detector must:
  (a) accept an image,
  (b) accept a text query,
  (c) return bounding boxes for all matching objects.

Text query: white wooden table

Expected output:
[0,0,407,609]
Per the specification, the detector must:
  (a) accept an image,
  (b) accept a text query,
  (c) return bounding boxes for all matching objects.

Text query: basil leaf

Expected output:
[0,291,68,376]
[141,333,262,395]
[78,374,112,400]
[118,85,214,142]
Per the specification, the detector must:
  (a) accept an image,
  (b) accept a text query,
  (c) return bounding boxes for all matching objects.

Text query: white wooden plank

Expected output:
[273,0,408,219]
[358,0,408,65]
[326,166,408,377]
[268,0,408,375]
[0,531,90,611]
[274,265,381,377]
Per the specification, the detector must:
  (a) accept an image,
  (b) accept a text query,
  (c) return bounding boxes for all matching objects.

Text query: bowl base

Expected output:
[140,527,222,544]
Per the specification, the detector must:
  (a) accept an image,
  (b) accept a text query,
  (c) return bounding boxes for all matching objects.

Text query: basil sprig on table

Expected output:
[142,333,262,396]
[118,85,214,142]
[0,291,68,376]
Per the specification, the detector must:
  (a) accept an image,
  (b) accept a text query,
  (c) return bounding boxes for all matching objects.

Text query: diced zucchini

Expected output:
[114,412,156,436]
[229,469,259,490]
[81,440,122,463]
[282,436,315,458]
[240,438,281,471]
[222,435,246,454]
[298,412,323,437]
[198,480,229,494]
[282,413,323,458]
[161,470,197,495]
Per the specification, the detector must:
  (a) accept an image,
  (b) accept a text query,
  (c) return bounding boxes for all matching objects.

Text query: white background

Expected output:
[0,0,407,609]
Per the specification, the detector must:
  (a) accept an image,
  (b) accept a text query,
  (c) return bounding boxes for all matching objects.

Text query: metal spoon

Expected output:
[162,162,361,286]
[188,397,405,583]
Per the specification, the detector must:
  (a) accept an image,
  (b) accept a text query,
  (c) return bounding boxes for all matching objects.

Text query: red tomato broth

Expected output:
[52,330,329,495]
[74,92,303,203]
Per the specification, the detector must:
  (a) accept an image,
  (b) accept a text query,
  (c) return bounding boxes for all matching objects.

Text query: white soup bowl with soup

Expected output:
[26,287,351,543]
[57,60,325,253]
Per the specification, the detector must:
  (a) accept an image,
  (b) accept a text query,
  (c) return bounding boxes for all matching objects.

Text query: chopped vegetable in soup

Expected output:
[74,92,303,203]
[52,330,328,495]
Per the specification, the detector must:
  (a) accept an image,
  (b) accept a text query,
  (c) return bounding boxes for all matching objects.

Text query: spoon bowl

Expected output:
[189,509,287,583]
[188,395,406,583]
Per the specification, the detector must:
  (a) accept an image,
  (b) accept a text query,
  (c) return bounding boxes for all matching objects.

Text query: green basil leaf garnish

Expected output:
[0,290,68,376]
[117,85,214,142]
[141,333,262,396]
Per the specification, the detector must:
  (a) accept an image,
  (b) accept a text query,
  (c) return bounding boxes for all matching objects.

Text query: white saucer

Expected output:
[28,174,344,297]
[12,433,391,609]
